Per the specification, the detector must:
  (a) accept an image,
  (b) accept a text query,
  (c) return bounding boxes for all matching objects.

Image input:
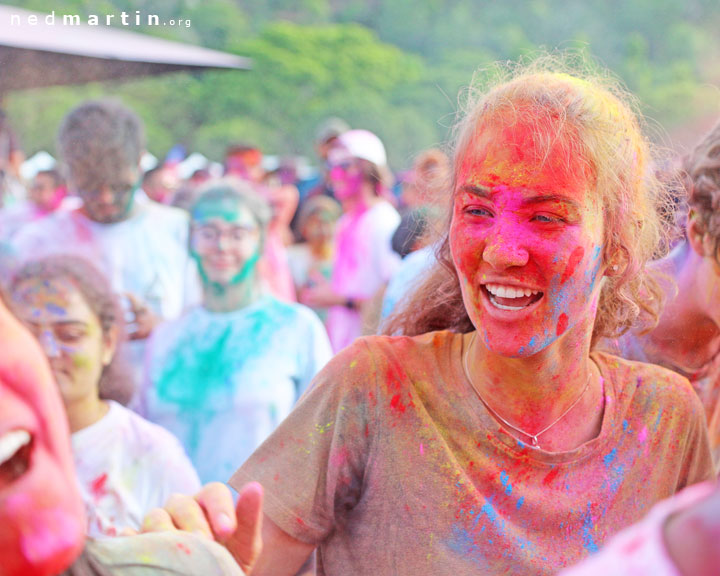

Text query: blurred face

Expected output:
[329,160,365,200]
[28,173,64,213]
[449,117,606,357]
[0,297,85,576]
[191,202,262,287]
[303,210,337,246]
[72,166,138,224]
[12,277,113,408]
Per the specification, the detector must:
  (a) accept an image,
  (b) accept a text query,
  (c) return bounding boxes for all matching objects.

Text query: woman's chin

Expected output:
[0,448,85,576]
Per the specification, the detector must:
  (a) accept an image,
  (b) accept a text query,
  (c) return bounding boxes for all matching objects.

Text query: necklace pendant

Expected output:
[530,436,539,447]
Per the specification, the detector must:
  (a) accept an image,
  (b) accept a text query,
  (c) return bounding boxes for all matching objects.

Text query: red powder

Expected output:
[390,394,406,413]
[176,542,192,555]
[90,473,108,499]
[542,467,560,486]
[556,314,569,337]
[560,246,585,284]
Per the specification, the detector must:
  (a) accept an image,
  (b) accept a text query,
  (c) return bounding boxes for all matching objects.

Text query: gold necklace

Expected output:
[462,332,592,448]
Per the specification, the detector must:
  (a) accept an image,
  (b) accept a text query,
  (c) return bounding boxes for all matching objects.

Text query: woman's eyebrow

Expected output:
[459,184,493,198]
[521,194,581,209]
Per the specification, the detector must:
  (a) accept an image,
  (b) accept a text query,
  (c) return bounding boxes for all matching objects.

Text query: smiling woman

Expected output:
[147,58,715,576]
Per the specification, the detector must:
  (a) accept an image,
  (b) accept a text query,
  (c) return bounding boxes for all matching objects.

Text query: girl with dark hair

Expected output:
[10,255,200,538]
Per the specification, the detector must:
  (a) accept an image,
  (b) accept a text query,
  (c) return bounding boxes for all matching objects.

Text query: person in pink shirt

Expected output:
[300,129,401,351]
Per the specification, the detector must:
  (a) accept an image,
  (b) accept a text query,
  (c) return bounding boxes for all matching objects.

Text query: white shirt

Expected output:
[327,200,400,352]
[11,198,198,319]
[72,401,201,539]
[142,297,333,485]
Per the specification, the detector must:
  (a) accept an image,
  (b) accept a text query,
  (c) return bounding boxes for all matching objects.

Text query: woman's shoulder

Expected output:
[593,351,704,419]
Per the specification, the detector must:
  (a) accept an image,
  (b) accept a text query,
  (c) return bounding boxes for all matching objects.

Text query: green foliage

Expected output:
[4,0,720,168]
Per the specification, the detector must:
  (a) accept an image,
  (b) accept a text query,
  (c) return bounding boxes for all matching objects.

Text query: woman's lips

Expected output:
[0,430,33,490]
[482,283,544,311]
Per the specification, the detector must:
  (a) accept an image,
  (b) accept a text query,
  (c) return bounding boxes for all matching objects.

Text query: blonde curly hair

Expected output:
[385,55,675,343]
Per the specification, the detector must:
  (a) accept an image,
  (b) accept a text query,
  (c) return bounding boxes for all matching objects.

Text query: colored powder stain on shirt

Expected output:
[390,393,407,413]
[622,419,629,432]
[581,504,599,553]
[603,448,617,468]
[516,496,525,509]
[654,409,664,431]
[90,472,109,499]
[500,470,512,496]
[638,425,648,444]
[542,466,560,486]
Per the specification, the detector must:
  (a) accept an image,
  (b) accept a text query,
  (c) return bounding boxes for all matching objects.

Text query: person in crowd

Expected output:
[142,179,332,485]
[287,195,342,325]
[0,108,25,208]
[225,144,297,302]
[602,120,720,470]
[0,169,69,242]
[145,61,715,575]
[300,129,401,351]
[381,148,452,322]
[0,289,243,576]
[141,166,175,205]
[10,99,199,389]
[398,147,451,211]
[9,255,201,539]
[303,117,351,201]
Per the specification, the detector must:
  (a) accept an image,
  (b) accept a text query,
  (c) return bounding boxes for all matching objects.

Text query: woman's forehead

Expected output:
[193,198,256,225]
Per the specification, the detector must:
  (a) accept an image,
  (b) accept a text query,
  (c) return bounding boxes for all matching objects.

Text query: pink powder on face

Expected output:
[6,495,83,568]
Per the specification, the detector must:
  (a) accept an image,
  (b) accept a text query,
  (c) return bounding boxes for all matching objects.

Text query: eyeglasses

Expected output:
[192,224,259,246]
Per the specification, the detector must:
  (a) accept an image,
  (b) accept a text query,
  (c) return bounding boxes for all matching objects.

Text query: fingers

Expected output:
[195,482,238,541]
[141,507,178,534]
[228,482,264,574]
[164,492,215,539]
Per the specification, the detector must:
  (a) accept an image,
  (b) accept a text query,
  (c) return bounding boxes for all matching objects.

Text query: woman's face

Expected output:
[449,117,606,357]
[11,277,113,408]
[304,210,337,246]
[329,160,365,200]
[191,202,262,287]
[0,297,86,576]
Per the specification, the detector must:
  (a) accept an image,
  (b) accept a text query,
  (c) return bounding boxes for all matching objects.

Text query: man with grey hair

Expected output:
[12,99,199,388]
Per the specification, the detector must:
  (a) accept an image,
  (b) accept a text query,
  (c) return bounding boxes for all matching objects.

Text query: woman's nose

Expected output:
[38,329,61,358]
[482,225,530,269]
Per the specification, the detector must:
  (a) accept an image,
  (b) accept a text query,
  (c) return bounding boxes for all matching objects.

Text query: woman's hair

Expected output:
[190,178,272,231]
[385,55,675,343]
[683,119,720,260]
[10,255,133,405]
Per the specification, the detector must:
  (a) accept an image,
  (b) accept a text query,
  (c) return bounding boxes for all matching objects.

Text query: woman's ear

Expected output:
[687,210,711,257]
[101,325,119,367]
[604,248,628,277]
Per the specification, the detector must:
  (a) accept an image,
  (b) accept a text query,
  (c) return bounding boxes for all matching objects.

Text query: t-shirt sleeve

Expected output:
[229,338,379,545]
[675,385,716,487]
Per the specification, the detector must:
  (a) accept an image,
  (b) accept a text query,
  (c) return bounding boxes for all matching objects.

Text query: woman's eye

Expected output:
[55,327,86,343]
[466,207,492,217]
[533,214,561,223]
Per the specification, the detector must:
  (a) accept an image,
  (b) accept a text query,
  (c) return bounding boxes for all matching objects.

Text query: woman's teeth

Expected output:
[0,430,31,466]
[485,284,540,299]
[484,284,542,311]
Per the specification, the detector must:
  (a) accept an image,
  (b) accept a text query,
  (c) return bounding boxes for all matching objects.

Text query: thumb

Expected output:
[228,482,264,574]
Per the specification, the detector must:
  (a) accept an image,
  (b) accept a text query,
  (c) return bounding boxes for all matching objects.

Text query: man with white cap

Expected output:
[300,129,401,352]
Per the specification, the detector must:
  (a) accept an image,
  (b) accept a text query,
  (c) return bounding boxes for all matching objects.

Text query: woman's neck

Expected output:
[309,240,333,260]
[466,315,604,451]
[67,396,109,434]
[203,278,261,313]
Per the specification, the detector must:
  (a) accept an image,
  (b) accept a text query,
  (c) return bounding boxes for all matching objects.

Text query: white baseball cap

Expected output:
[337,129,387,167]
